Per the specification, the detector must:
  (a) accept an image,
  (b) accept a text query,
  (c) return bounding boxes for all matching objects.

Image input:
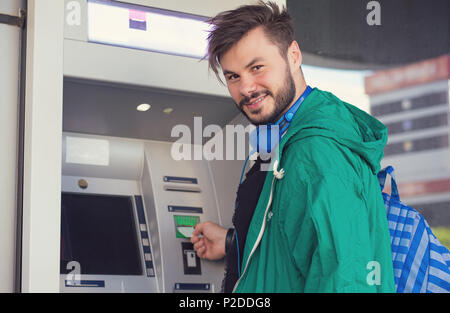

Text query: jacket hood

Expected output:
[281,88,388,175]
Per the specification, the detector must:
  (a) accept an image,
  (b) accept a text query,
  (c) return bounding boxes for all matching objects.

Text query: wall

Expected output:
[21,0,64,292]
[0,0,25,293]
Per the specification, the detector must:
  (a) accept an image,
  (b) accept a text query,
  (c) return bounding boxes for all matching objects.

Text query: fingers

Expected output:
[192,222,206,237]
[191,221,221,260]
[196,244,206,258]
[191,222,206,245]
[192,237,206,258]
[191,222,206,258]
[193,238,203,250]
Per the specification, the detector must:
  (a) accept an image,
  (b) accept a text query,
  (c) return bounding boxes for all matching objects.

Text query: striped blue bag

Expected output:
[378,166,450,293]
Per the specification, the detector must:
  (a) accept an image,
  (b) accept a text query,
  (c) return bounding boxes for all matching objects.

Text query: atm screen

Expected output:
[60,192,142,275]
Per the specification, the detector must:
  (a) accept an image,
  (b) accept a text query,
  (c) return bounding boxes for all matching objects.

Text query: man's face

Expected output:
[220,26,296,125]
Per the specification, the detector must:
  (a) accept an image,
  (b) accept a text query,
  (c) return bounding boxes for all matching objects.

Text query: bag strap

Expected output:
[377,165,400,201]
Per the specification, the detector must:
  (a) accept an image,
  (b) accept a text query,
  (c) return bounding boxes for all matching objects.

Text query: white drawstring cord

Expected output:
[273,160,285,179]
[232,159,285,292]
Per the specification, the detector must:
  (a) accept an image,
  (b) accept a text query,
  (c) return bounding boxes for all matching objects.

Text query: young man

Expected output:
[191,1,395,293]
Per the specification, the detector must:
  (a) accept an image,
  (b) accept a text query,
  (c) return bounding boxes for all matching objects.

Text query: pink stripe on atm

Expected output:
[129,9,146,21]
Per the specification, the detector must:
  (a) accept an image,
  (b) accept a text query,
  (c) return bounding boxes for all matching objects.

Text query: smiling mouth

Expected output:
[244,94,268,111]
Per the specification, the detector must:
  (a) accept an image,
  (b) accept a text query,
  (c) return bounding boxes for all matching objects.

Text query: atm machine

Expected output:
[60,133,226,292]
[59,0,245,292]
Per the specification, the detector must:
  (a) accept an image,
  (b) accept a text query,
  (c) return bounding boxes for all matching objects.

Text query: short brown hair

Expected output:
[206,1,294,82]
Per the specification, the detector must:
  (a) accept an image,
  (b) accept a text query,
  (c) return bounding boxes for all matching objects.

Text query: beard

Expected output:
[237,67,296,126]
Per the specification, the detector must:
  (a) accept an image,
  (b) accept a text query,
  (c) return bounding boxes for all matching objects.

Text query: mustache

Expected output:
[239,90,272,107]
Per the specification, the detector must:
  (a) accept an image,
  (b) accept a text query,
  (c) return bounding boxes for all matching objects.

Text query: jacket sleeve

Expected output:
[280,141,379,292]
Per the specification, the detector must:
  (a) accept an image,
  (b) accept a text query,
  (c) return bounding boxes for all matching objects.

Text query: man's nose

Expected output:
[239,75,257,97]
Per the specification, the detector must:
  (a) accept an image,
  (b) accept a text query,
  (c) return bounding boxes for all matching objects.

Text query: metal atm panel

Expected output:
[141,141,224,293]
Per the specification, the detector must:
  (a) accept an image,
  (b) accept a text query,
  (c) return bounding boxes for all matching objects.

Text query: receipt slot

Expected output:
[182,243,201,275]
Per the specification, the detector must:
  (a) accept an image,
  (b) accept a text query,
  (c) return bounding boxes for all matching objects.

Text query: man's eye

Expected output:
[227,74,238,81]
[253,65,263,71]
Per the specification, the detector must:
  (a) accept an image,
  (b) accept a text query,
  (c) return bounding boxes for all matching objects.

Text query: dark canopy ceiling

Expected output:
[287,0,449,70]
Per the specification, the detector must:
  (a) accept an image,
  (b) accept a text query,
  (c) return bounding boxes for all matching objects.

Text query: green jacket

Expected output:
[233,88,395,293]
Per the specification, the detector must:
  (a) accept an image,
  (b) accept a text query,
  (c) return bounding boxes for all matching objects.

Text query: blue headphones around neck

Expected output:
[249,85,312,155]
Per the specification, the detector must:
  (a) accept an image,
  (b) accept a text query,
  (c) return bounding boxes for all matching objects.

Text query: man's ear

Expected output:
[287,40,302,69]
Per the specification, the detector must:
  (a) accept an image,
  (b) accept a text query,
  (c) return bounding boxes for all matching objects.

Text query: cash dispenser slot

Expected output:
[163,185,201,193]
[163,176,198,184]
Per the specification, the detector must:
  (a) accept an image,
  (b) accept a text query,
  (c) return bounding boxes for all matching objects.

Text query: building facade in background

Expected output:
[365,54,450,232]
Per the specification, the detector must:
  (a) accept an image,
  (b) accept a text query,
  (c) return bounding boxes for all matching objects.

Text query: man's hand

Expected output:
[191,221,227,261]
